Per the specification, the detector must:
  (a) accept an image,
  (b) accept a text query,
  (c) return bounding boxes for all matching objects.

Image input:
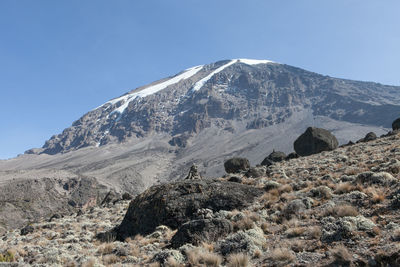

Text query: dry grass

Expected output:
[268,248,295,264]
[324,204,358,218]
[81,258,96,267]
[234,217,254,231]
[102,254,119,265]
[305,226,322,239]
[187,249,222,267]
[334,183,357,194]
[285,227,306,238]
[227,253,250,267]
[165,256,181,267]
[97,243,115,255]
[278,184,293,194]
[365,187,386,203]
[330,245,352,265]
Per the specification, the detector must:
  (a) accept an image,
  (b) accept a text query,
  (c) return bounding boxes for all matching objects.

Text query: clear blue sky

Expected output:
[1,0,399,159]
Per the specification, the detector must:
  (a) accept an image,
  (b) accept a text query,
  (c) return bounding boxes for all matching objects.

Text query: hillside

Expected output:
[1,130,399,266]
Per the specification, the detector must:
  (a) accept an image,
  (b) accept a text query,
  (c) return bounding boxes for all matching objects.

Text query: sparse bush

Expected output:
[268,248,295,264]
[0,250,15,262]
[227,253,250,267]
[286,227,306,238]
[330,245,352,265]
[305,226,322,239]
[97,243,115,255]
[102,254,119,264]
[187,249,222,267]
[324,204,358,217]
[334,183,357,194]
[234,217,254,231]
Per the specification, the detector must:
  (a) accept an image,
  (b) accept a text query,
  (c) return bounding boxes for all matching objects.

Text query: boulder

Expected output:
[20,225,34,236]
[286,152,299,160]
[294,127,338,156]
[114,179,263,240]
[224,157,250,173]
[170,218,232,248]
[393,118,400,131]
[245,167,265,178]
[357,132,377,143]
[261,151,286,166]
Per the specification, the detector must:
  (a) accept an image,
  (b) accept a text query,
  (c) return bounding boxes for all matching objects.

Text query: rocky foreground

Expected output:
[1,131,400,266]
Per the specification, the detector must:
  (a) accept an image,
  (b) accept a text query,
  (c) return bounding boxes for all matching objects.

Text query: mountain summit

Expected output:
[36,58,400,156]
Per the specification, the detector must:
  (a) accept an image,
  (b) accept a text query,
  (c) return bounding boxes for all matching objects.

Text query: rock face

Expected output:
[224,157,250,173]
[114,179,263,240]
[170,218,232,248]
[393,118,400,130]
[0,170,111,230]
[261,150,286,166]
[294,127,339,156]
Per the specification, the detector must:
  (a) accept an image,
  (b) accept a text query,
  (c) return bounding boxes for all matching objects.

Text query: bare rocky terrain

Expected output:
[1,129,399,266]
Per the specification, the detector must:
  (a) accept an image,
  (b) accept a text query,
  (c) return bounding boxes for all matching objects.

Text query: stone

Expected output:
[392,118,400,131]
[185,164,202,180]
[228,176,242,183]
[357,132,377,143]
[261,150,286,166]
[114,179,263,240]
[245,167,265,178]
[122,193,133,200]
[20,225,34,236]
[224,157,250,173]
[218,227,266,255]
[294,127,338,156]
[170,218,233,248]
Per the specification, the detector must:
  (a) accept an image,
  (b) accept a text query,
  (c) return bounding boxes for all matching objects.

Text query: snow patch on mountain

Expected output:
[238,58,275,65]
[99,65,203,115]
[192,60,238,92]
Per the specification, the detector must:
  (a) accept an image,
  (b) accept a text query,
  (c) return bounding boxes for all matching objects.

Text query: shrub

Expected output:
[268,248,295,264]
[0,251,14,262]
[227,253,250,267]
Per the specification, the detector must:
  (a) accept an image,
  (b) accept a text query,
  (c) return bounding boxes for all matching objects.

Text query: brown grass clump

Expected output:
[234,217,255,231]
[227,253,250,267]
[305,226,322,239]
[330,245,352,265]
[187,249,222,267]
[102,254,119,265]
[268,248,295,264]
[165,256,181,267]
[97,243,115,255]
[334,183,357,194]
[324,204,358,218]
[286,227,306,238]
[365,187,386,203]
[81,258,96,267]
[279,184,293,194]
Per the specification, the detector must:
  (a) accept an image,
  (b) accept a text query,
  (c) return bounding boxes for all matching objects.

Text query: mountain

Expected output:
[0,59,399,230]
[35,59,400,155]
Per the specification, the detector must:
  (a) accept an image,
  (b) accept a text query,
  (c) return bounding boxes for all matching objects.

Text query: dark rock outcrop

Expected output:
[261,150,286,166]
[357,132,377,143]
[170,218,232,248]
[294,127,338,156]
[20,225,34,236]
[114,179,263,240]
[185,164,202,180]
[393,118,400,131]
[224,157,250,173]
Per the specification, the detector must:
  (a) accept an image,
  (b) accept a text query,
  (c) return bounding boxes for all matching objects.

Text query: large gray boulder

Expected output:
[114,179,263,240]
[224,157,250,173]
[393,118,400,131]
[294,127,338,156]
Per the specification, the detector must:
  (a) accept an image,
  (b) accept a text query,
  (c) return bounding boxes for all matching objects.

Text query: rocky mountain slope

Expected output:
[0,59,399,233]
[1,130,399,266]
